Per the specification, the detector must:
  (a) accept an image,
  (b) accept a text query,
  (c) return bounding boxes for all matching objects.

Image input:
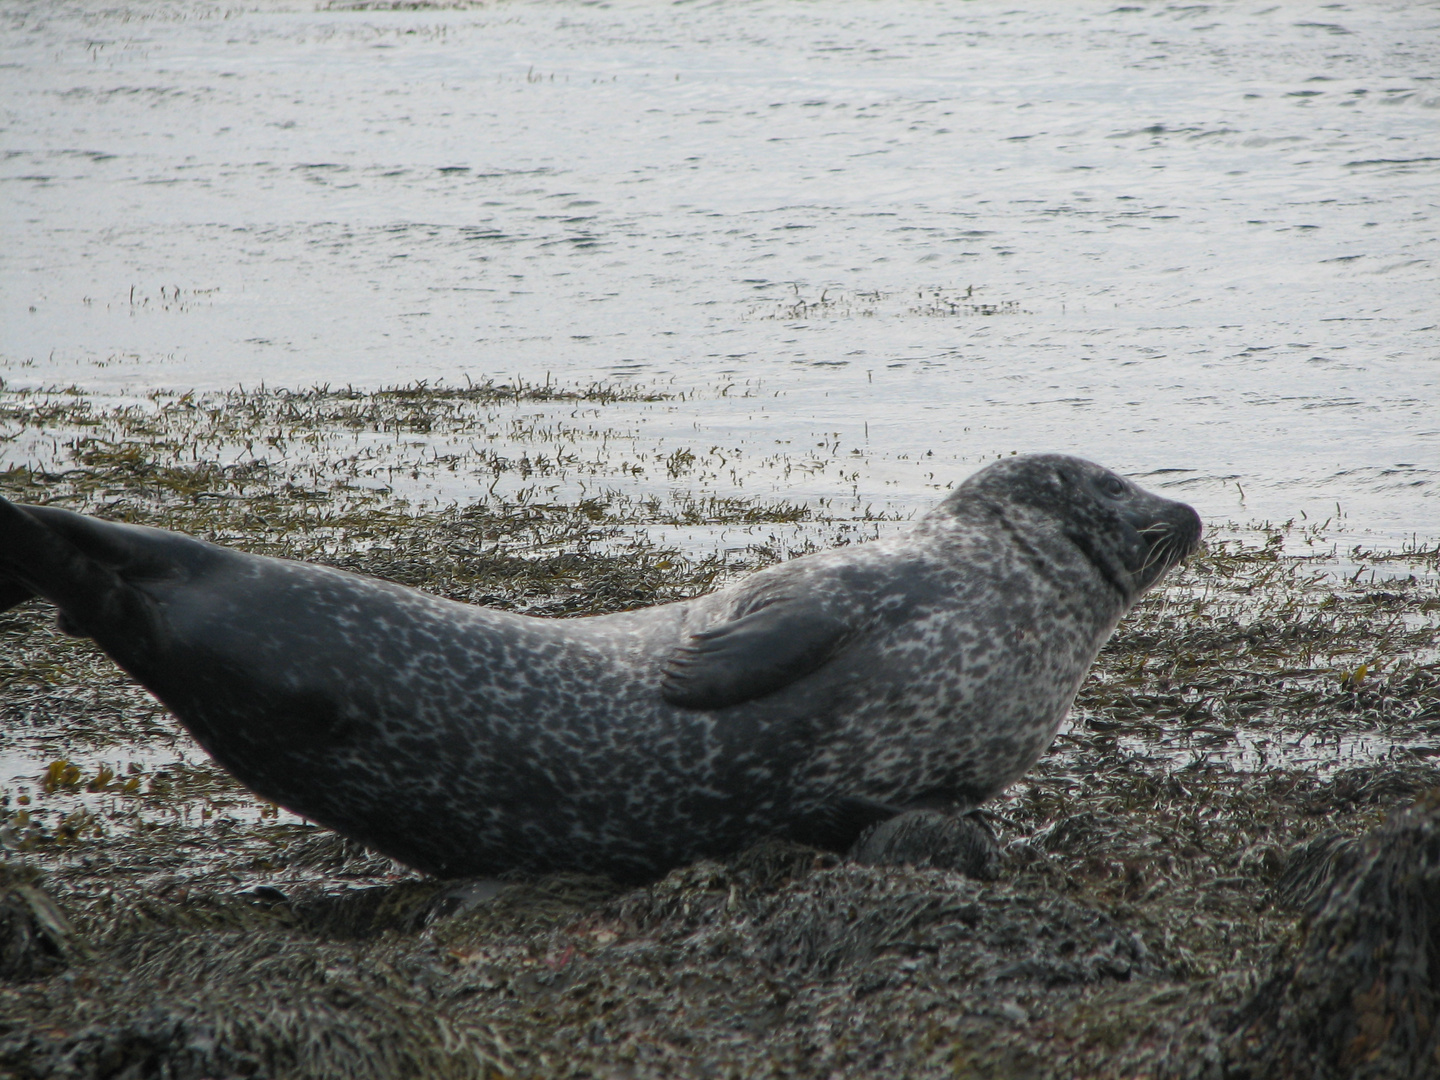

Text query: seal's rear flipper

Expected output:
[0,577,35,614]
[0,498,161,646]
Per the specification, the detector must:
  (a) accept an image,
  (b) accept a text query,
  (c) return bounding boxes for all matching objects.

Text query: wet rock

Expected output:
[276,831,407,878]
[1271,830,1363,913]
[724,837,835,893]
[19,1005,250,1080]
[608,845,1147,987]
[748,866,1148,984]
[1222,790,1440,1079]
[289,880,453,939]
[608,840,833,938]
[0,863,80,981]
[417,878,510,924]
[1035,810,1125,857]
[1310,765,1440,814]
[2,931,510,1080]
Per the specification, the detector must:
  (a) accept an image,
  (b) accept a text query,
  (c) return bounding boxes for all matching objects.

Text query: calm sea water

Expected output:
[2,0,1437,539]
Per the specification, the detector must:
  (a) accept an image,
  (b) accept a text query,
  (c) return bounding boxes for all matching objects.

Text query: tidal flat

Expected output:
[1,383,1437,1078]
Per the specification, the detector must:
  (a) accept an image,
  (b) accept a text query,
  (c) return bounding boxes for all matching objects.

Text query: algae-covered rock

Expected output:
[0,863,80,982]
[2,927,510,1080]
[2,382,1437,1079]
[1223,791,1440,1079]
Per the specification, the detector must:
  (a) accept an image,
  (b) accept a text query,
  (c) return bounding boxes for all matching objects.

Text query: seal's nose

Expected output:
[1178,503,1204,554]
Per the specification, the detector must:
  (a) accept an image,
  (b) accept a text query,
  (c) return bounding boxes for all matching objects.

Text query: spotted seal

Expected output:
[0,454,1200,882]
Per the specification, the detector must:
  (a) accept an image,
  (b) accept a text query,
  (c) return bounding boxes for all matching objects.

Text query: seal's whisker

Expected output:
[1136,532,1186,579]
[1136,541,1170,576]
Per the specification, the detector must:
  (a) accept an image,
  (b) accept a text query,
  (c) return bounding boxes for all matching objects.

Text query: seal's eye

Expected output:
[1098,475,1127,498]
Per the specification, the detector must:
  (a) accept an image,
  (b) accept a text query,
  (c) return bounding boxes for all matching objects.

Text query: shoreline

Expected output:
[1,384,1437,1078]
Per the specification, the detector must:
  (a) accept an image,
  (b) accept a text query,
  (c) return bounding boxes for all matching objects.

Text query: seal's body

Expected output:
[0,455,1200,881]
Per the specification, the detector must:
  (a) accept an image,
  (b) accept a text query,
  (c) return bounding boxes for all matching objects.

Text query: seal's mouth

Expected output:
[1131,507,1204,592]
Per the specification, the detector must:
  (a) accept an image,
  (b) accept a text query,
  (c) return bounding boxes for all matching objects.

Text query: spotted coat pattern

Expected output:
[0,455,1201,882]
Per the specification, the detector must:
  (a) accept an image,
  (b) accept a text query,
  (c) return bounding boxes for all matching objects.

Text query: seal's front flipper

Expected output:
[788,794,899,852]
[849,809,1000,881]
[660,594,852,709]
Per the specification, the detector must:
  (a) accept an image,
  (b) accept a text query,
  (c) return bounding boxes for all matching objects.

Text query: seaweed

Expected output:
[1,382,1437,1078]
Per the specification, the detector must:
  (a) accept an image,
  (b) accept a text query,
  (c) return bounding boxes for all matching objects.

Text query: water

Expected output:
[1,0,1437,538]
[0,743,309,839]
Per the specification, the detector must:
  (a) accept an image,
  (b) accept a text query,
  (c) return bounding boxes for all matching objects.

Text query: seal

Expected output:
[0,454,1200,882]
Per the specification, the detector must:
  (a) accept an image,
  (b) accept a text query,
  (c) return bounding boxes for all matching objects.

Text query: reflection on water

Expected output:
[1,0,1436,538]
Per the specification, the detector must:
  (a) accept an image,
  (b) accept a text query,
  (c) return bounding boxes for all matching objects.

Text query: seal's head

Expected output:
[942,453,1203,604]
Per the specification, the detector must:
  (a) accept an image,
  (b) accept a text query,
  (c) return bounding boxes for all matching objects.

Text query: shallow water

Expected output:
[2,0,1438,538]
[0,742,306,836]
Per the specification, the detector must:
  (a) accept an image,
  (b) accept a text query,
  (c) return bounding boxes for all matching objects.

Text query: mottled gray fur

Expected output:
[0,455,1201,882]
